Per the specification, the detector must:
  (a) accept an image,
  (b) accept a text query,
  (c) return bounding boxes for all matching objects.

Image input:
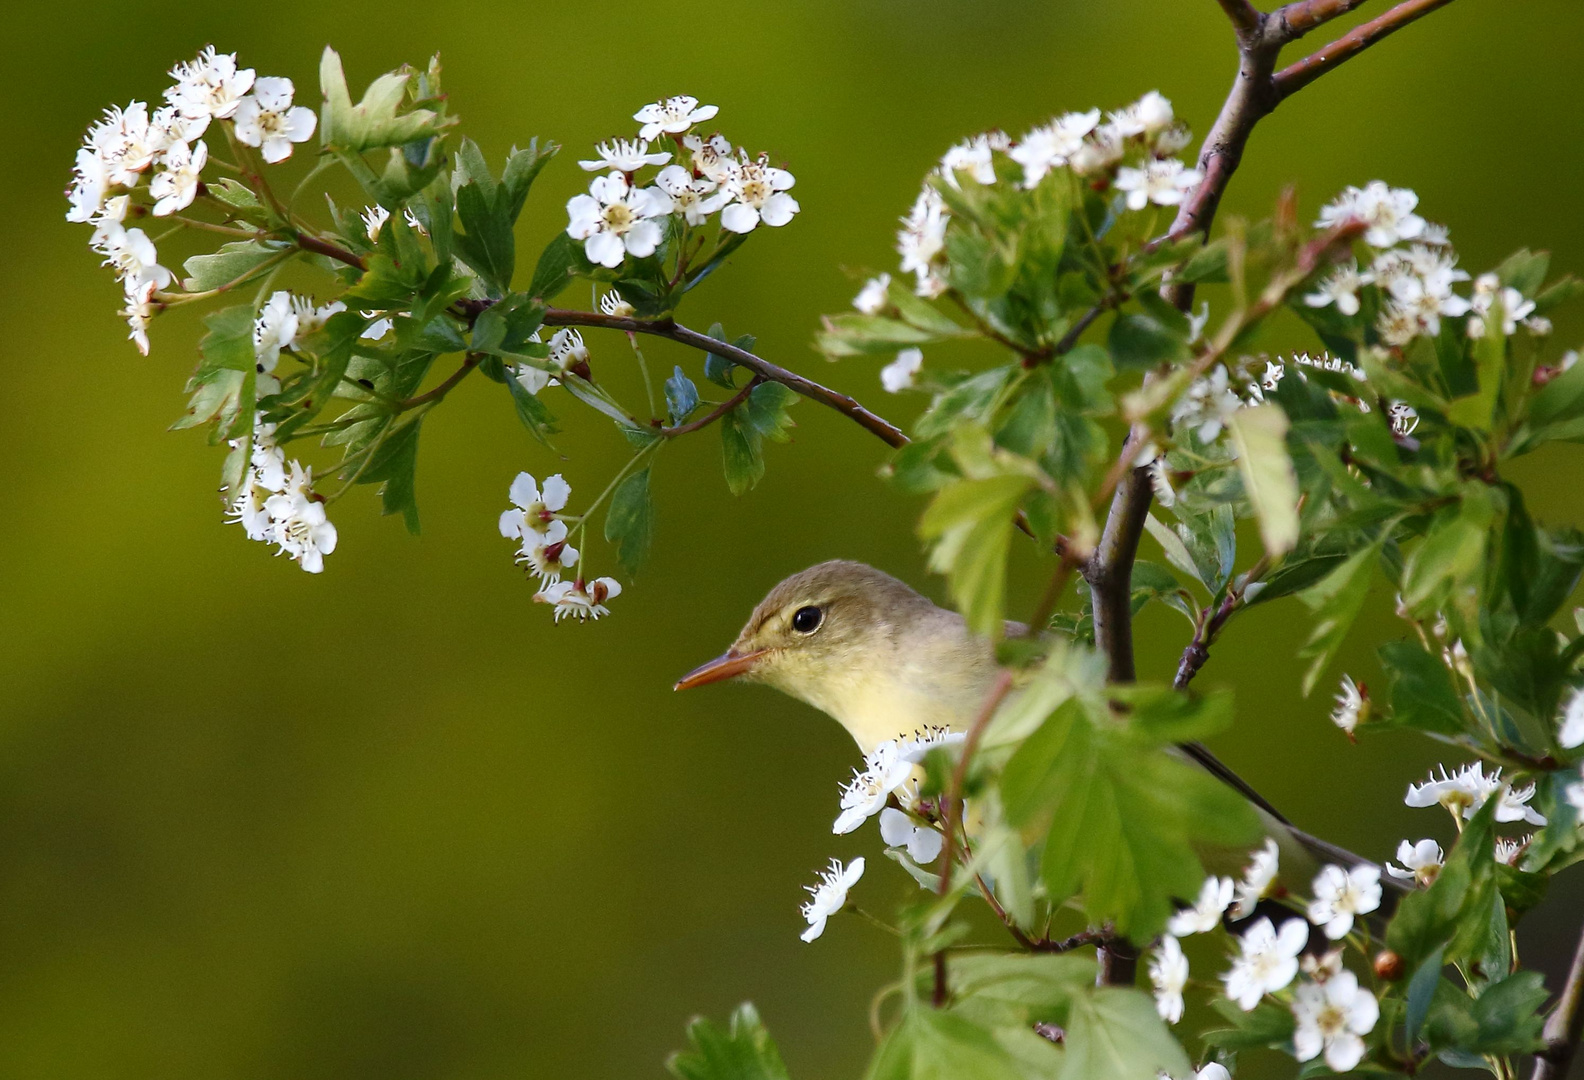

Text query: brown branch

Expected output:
[541,309,910,449]
[1272,0,1372,39]
[295,231,366,270]
[1085,462,1154,684]
[1215,0,1264,33]
[398,353,479,410]
[1532,923,1584,1080]
[1273,0,1460,99]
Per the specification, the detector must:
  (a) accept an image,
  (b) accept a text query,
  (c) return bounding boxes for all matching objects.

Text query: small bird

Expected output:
[675,559,1394,911]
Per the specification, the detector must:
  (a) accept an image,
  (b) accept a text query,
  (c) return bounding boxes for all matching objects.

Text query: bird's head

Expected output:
[674,560,934,704]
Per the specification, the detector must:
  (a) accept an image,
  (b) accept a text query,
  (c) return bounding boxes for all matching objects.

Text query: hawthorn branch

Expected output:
[1273,0,1460,98]
[1531,922,1584,1080]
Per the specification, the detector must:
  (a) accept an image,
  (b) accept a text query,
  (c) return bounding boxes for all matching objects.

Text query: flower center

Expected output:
[601,203,635,233]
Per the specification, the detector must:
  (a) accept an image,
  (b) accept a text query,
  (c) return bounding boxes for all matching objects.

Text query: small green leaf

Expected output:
[1296,542,1379,695]
[919,474,1032,640]
[667,1003,790,1080]
[1227,404,1299,557]
[1063,988,1192,1080]
[182,240,285,292]
[721,409,763,495]
[604,467,655,575]
[665,367,700,425]
[865,1009,1047,1080]
[528,233,589,301]
[319,47,449,152]
[195,304,258,374]
[357,418,423,533]
[1378,641,1466,735]
[1108,310,1190,369]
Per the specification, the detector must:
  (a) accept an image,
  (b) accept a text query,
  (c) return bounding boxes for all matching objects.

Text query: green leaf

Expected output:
[1377,641,1466,735]
[1400,489,1494,612]
[1404,945,1444,1044]
[704,353,738,389]
[943,952,1091,1029]
[1227,404,1299,556]
[1063,988,1192,1080]
[815,313,946,358]
[604,467,655,575]
[1495,248,1550,297]
[453,140,517,295]
[721,409,763,495]
[665,367,700,425]
[1296,542,1379,695]
[319,47,448,152]
[1108,310,1190,370]
[667,1003,791,1080]
[1447,300,1506,431]
[919,474,1033,640]
[499,139,554,223]
[357,418,423,533]
[182,240,285,292]
[1424,970,1548,1056]
[743,382,798,443]
[1387,795,1497,970]
[866,1009,1048,1080]
[528,233,589,301]
[505,372,560,448]
[1001,698,1261,938]
[194,304,258,374]
[1203,999,1296,1051]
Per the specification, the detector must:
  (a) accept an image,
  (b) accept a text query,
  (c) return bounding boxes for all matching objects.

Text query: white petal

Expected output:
[508,472,540,509]
[540,474,571,511]
[585,232,624,267]
[719,203,760,233]
[759,192,800,227]
[878,807,912,847]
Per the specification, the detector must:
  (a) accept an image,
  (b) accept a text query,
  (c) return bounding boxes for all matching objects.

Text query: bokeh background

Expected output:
[4,0,1583,1076]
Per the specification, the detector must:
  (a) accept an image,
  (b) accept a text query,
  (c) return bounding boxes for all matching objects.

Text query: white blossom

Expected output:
[253,291,299,374]
[799,857,863,943]
[654,164,725,226]
[1149,935,1189,1023]
[119,279,158,355]
[1524,315,1553,336]
[1386,839,1444,888]
[634,95,718,141]
[1307,864,1381,939]
[147,104,208,159]
[1467,273,1536,338]
[898,724,966,764]
[1317,181,1425,248]
[1230,838,1280,919]
[1292,970,1379,1073]
[1172,364,1242,442]
[718,153,799,233]
[879,807,943,864]
[1195,1066,1231,1080]
[165,46,255,123]
[566,172,671,267]
[534,577,622,621]
[1388,402,1420,437]
[1304,262,1373,316]
[1109,90,1175,138]
[1067,121,1126,177]
[1331,675,1367,736]
[1494,836,1529,867]
[361,205,390,242]
[579,137,671,173]
[148,139,208,216]
[233,77,316,164]
[516,518,579,583]
[500,472,571,541]
[853,273,892,315]
[65,147,111,223]
[881,348,924,393]
[1568,773,1584,817]
[599,290,636,318]
[682,133,735,183]
[1114,159,1201,211]
[97,226,174,292]
[1010,109,1099,188]
[939,132,1008,188]
[1559,688,1584,749]
[1405,762,1545,825]
[87,101,159,187]
[262,463,338,573]
[1148,458,1176,508]
[1223,917,1308,1010]
[833,740,914,834]
[1168,875,1234,936]
[897,186,950,295]
[288,297,346,346]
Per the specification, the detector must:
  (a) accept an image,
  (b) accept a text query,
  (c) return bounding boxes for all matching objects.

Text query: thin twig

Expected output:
[1273,0,1461,99]
[1531,922,1584,1080]
[660,379,758,438]
[398,354,479,411]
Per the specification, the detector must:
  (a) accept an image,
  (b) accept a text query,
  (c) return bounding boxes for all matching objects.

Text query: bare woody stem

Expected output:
[1531,921,1584,1080]
[1077,0,1459,987]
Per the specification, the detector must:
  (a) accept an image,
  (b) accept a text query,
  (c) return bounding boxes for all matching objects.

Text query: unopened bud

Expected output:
[1373,950,1405,982]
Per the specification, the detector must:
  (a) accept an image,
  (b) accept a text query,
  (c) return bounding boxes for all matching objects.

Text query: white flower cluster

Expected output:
[498,471,621,621]
[252,290,347,395]
[510,327,591,398]
[565,95,799,268]
[798,727,964,942]
[1308,182,1549,346]
[1145,843,1384,1071]
[65,47,317,356]
[882,91,1199,306]
[225,417,338,573]
[1404,761,1546,826]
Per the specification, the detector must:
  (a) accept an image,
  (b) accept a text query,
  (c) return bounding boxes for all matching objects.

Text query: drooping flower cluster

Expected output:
[499,472,622,621]
[565,96,799,269]
[65,47,317,355]
[224,418,338,573]
[1404,761,1546,826]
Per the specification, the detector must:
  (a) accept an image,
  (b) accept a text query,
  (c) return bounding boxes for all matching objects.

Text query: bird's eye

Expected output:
[791,605,824,634]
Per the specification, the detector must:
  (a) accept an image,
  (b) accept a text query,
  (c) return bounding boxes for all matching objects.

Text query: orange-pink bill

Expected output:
[673,649,767,691]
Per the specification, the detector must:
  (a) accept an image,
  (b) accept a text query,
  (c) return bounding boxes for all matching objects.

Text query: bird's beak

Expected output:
[673,648,768,691]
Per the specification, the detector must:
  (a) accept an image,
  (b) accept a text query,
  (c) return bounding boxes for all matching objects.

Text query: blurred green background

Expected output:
[4,0,1584,1076]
